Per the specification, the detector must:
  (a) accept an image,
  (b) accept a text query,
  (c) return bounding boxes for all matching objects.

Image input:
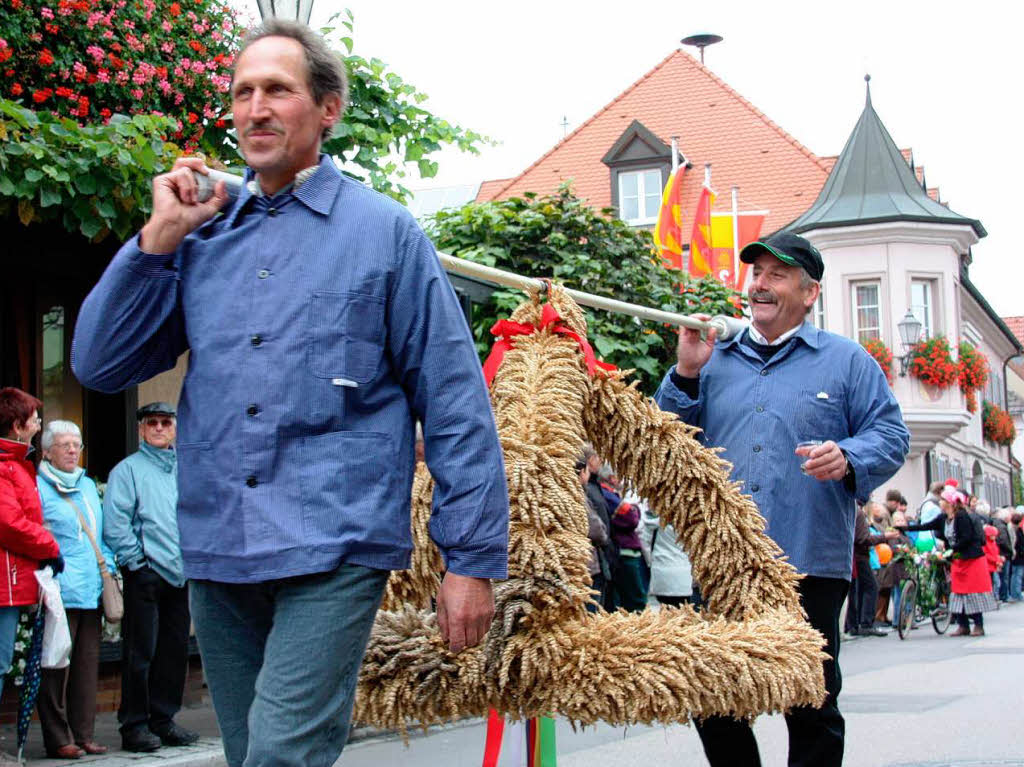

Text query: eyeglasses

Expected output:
[143,418,175,428]
[51,442,83,452]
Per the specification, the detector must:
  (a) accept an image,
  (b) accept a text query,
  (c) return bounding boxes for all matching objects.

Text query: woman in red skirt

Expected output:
[901,487,995,636]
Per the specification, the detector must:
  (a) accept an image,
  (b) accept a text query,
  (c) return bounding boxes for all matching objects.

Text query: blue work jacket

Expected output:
[655,323,909,580]
[72,156,508,584]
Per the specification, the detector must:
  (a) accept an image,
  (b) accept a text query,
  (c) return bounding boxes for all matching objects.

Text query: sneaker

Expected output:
[949,626,970,637]
[122,728,161,752]
[970,626,985,637]
[151,722,200,747]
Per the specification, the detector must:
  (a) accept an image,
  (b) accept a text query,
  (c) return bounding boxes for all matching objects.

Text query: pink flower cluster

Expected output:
[4,0,241,153]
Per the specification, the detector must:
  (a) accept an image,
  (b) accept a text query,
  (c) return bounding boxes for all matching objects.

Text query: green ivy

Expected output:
[0,99,180,241]
[428,184,747,393]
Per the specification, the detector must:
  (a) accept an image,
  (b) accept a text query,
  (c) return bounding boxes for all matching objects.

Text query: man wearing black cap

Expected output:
[103,402,198,752]
[655,232,909,766]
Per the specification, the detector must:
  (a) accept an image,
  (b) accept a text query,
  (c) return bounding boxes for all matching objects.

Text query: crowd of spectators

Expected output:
[1,387,197,763]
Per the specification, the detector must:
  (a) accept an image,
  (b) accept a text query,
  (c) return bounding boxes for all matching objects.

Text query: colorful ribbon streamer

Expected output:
[483,710,556,767]
[483,302,616,386]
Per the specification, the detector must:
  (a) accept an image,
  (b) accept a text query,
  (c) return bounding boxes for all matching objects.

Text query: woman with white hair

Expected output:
[35,420,114,758]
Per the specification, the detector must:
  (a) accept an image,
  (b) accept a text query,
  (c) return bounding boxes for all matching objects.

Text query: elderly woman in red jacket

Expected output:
[0,388,63,707]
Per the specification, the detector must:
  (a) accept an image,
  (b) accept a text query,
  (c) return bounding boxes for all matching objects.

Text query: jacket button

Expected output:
[753,445,761,452]
[751,483,760,492]
[760,369,769,376]
[258,269,270,279]
[267,207,278,217]
[246,476,258,488]
[250,335,262,347]
[247,405,259,416]
[756,405,764,413]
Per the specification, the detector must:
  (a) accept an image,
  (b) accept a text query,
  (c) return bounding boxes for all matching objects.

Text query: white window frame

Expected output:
[851,280,882,343]
[617,168,662,226]
[811,290,826,330]
[910,279,934,339]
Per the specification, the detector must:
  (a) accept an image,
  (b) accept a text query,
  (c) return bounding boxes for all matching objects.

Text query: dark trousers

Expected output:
[694,576,848,767]
[955,611,983,629]
[38,608,102,753]
[998,559,1011,601]
[587,572,608,613]
[119,566,190,735]
[853,556,878,627]
[608,555,647,612]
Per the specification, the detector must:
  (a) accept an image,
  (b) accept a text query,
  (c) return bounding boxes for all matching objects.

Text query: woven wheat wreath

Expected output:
[354,284,827,732]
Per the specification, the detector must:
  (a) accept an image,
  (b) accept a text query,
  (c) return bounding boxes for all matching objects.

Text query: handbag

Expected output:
[63,495,124,623]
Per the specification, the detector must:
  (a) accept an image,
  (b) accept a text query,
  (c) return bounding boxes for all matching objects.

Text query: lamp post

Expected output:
[255,0,314,23]
[897,309,923,376]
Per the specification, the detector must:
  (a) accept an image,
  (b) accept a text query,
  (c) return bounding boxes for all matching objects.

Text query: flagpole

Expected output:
[671,137,679,175]
[731,186,740,289]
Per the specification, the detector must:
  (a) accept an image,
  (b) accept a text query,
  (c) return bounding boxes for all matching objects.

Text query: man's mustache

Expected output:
[749,290,777,304]
[244,123,284,136]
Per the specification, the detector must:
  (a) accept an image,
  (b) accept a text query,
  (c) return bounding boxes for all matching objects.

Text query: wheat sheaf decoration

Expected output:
[354,284,827,732]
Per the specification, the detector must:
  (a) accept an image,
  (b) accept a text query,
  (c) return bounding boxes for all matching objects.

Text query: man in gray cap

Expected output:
[103,402,198,752]
[656,232,909,767]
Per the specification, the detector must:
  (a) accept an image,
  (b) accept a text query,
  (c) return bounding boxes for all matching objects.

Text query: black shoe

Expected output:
[151,722,200,747]
[121,729,161,753]
[859,626,888,637]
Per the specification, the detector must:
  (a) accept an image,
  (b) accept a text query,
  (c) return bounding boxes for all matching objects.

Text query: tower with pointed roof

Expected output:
[787,77,1019,501]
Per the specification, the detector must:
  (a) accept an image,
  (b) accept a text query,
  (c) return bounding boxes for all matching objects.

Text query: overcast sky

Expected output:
[237,0,1020,318]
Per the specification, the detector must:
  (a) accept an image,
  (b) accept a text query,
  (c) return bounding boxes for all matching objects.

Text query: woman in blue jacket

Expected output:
[36,420,115,759]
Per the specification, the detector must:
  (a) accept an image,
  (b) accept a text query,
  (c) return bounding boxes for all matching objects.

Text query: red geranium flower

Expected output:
[33,87,54,103]
[11,83,23,96]
[39,48,56,66]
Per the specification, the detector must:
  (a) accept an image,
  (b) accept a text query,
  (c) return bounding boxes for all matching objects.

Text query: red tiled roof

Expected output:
[1003,316,1024,345]
[477,50,832,234]
[475,178,512,203]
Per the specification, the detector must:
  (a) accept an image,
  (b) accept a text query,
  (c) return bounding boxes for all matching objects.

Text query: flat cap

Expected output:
[137,401,176,420]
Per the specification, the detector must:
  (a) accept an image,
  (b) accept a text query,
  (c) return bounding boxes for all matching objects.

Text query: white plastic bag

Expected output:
[35,567,71,669]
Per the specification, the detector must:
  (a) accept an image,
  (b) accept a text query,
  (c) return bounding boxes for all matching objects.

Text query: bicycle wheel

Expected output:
[932,570,952,634]
[897,581,917,640]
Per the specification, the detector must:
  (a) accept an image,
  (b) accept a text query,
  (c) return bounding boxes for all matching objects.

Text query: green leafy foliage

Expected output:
[0,98,180,240]
[320,11,488,201]
[428,184,747,393]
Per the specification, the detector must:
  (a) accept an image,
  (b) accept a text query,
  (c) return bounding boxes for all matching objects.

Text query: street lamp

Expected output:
[256,0,314,24]
[897,309,923,376]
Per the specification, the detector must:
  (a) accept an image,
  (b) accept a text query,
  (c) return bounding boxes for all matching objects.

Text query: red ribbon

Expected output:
[482,303,616,386]
[482,709,504,767]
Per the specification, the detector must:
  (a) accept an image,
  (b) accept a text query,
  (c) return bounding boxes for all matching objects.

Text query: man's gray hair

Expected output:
[975,500,991,515]
[238,19,348,141]
[597,462,615,482]
[41,420,82,451]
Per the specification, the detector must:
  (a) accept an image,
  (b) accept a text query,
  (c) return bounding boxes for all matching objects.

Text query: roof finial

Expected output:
[864,74,872,106]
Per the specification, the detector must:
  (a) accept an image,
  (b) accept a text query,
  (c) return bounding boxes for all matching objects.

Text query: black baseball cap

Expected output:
[739,232,824,282]
[137,402,176,421]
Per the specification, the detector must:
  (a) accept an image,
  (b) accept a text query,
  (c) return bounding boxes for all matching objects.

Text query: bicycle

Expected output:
[895,548,953,639]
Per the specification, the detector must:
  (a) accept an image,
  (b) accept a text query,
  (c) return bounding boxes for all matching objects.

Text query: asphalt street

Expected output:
[7,601,1022,766]
[337,601,1024,767]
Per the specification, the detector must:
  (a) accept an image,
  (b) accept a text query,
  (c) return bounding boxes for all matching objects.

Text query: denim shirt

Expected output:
[102,443,184,587]
[73,156,509,584]
[655,323,909,580]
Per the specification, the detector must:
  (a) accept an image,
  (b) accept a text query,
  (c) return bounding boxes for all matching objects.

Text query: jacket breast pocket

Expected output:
[308,291,385,384]
[796,389,848,441]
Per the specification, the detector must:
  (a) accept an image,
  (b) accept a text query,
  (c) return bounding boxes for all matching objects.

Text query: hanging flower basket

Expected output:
[982,400,1016,446]
[861,338,894,387]
[907,336,958,389]
[958,342,989,414]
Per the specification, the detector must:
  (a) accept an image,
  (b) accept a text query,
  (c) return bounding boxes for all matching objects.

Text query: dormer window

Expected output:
[618,169,662,226]
[602,119,685,227]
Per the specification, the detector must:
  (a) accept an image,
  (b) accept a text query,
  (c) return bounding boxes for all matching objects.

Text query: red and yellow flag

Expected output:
[708,211,766,288]
[653,169,686,269]
[687,185,716,279]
